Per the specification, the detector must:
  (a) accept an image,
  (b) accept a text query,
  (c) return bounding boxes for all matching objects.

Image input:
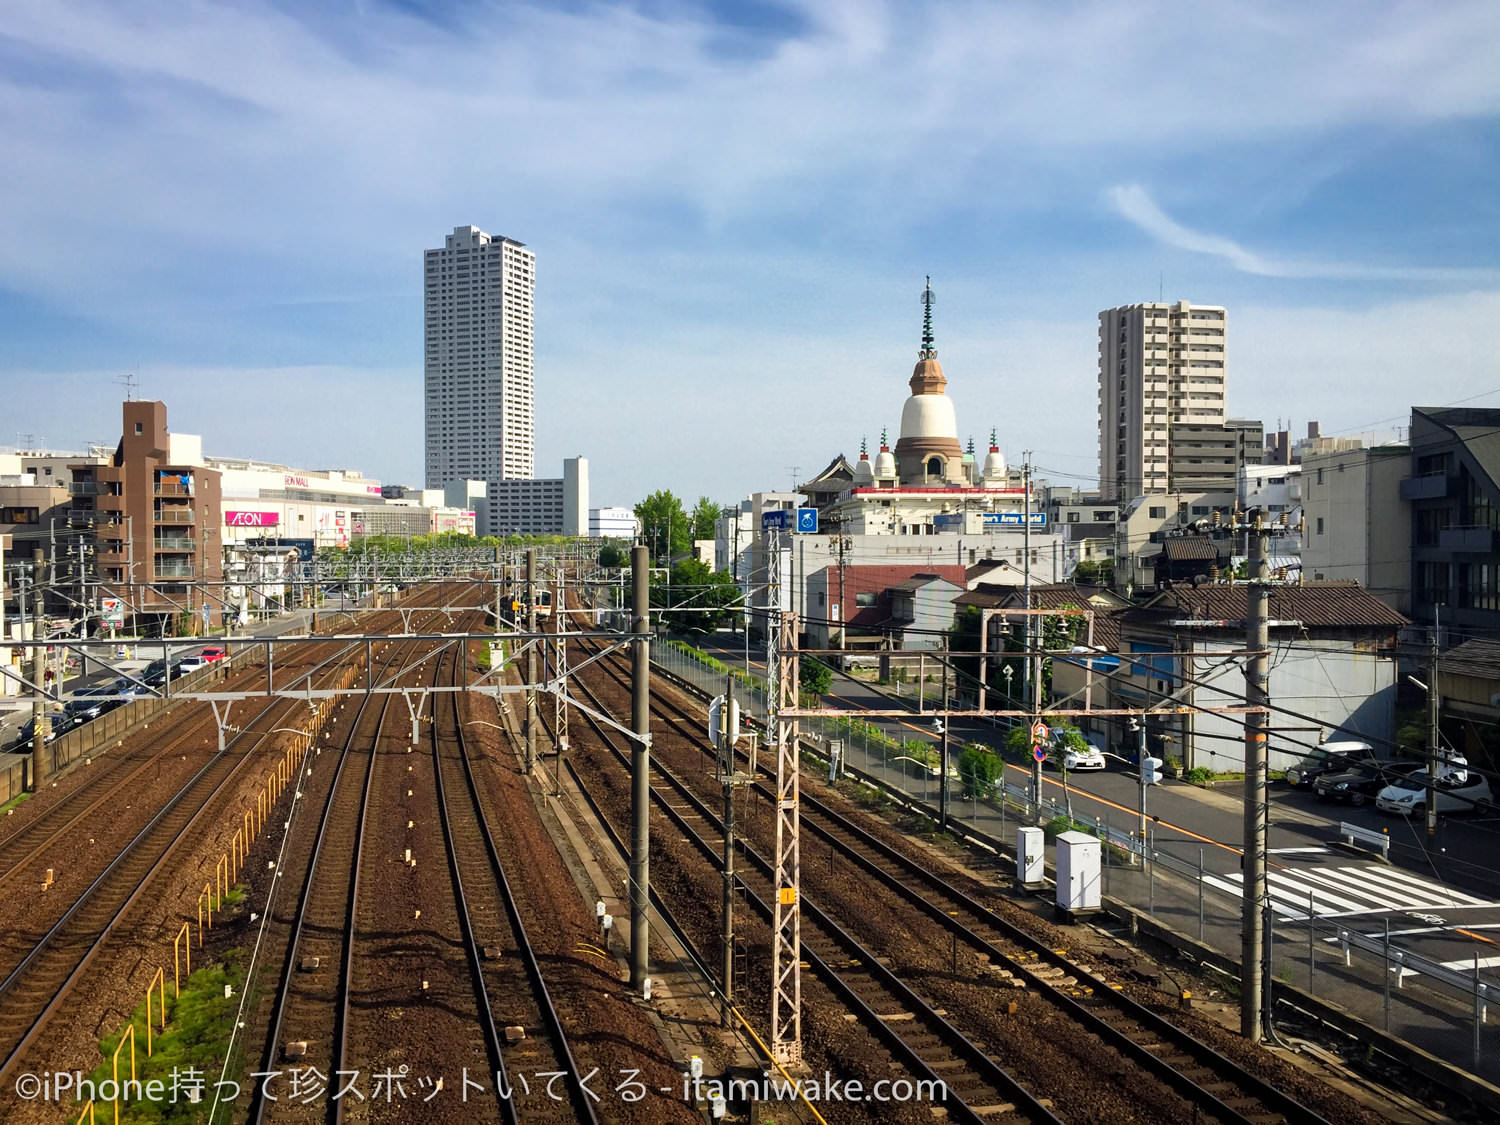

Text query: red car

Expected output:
[199,646,228,664]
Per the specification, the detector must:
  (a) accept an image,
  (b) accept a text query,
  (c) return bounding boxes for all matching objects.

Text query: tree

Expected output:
[651,557,738,634]
[1073,559,1114,587]
[958,744,1003,798]
[689,496,721,544]
[598,542,625,569]
[799,657,832,698]
[635,490,690,564]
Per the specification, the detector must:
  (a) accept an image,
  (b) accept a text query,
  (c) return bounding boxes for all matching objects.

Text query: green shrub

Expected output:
[1184,766,1214,785]
[958,744,1002,798]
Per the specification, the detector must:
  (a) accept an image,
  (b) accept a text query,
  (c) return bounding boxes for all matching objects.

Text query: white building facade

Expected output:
[424,225,536,534]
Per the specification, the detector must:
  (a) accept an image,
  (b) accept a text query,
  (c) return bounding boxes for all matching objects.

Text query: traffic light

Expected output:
[1142,756,1163,786]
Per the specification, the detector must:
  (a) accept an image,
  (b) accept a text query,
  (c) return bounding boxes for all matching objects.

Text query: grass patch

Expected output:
[83,951,247,1123]
[1,791,32,815]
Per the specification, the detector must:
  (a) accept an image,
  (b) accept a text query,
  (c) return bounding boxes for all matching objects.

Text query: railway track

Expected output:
[430,636,601,1125]
[626,655,1338,1124]
[561,644,1058,1124]
[0,602,421,891]
[245,595,480,1124]
[0,589,444,1089]
[249,591,597,1124]
[562,611,1348,1125]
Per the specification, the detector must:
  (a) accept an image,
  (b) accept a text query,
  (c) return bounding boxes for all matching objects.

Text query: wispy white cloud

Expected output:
[1107,184,1500,283]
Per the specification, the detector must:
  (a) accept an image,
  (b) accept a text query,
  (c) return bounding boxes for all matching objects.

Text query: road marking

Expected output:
[1205,864,1500,921]
[1268,846,1330,855]
[1440,955,1500,972]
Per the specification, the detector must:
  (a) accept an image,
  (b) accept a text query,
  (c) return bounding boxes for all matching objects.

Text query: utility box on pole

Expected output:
[1055,831,1101,920]
[1017,826,1045,888]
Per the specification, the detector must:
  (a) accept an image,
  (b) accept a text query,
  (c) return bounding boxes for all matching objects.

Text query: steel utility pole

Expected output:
[938,659,950,831]
[1021,452,1033,700]
[1427,610,1440,840]
[525,548,537,772]
[629,544,652,993]
[1241,517,1270,1042]
[1030,613,1044,823]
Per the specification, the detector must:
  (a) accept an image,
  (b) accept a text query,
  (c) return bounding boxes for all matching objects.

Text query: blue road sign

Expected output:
[796,507,819,533]
[1032,744,1048,763]
[984,512,1049,527]
[761,509,791,531]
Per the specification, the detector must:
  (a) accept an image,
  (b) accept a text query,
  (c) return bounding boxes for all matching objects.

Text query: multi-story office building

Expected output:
[424,225,536,534]
[1098,301,1227,500]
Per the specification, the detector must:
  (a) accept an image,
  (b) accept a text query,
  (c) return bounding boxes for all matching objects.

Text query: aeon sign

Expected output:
[226,510,279,527]
[283,474,310,489]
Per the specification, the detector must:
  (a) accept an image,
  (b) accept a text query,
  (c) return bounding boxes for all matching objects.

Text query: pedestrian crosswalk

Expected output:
[1203,862,1496,921]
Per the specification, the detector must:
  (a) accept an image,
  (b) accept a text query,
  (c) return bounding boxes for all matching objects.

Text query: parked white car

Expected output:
[1376,772,1492,816]
[1059,733,1107,772]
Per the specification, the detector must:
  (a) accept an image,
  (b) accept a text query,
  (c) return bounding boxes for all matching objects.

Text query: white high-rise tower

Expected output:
[1097,300,1227,500]
[424,225,535,529]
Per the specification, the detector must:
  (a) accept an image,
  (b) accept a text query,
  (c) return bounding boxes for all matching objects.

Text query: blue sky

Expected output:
[2,0,1498,505]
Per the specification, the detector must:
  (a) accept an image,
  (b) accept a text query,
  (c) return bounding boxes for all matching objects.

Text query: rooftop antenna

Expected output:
[788,466,801,491]
[1159,271,1163,302]
[117,371,139,402]
[920,276,937,358]
[18,432,37,451]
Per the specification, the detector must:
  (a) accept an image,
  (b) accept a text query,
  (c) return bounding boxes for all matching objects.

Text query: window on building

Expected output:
[1149,506,1166,519]
[1067,511,1080,523]
[1316,517,1324,535]
[855,592,877,608]
[134,423,143,435]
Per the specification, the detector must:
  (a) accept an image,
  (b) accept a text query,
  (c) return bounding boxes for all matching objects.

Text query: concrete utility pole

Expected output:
[720,675,737,1028]
[1241,518,1270,1042]
[1427,610,1440,840]
[629,544,651,992]
[525,548,538,772]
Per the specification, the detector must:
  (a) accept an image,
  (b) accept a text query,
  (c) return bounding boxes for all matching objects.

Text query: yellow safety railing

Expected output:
[110,1023,135,1125]
[172,921,191,998]
[74,1099,94,1125]
[144,966,165,1056]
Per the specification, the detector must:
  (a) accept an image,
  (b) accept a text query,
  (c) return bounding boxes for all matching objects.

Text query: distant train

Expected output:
[534,588,552,618]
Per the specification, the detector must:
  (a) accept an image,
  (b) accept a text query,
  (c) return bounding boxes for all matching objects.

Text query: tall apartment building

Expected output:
[424,225,536,534]
[1097,301,1227,500]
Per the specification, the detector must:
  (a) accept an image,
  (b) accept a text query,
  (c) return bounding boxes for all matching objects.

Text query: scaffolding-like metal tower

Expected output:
[764,529,802,1066]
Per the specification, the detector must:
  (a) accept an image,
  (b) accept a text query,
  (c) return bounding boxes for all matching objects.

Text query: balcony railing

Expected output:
[68,481,102,495]
[1438,526,1500,553]
[154,537,194,551]
[1400,472,1452,501]
[154,481,194,497]
[154,564,195,578]
[154,508,195,524]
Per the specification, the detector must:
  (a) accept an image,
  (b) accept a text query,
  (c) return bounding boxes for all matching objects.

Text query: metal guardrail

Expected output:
[1339,820,1391,859]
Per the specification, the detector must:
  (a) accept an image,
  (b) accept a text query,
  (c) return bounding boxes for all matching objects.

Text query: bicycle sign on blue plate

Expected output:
[1032,744,1047,763]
